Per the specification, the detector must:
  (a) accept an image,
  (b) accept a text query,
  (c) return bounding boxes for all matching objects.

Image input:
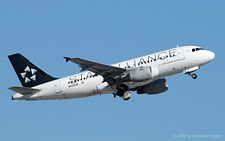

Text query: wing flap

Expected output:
[8,86,41,95]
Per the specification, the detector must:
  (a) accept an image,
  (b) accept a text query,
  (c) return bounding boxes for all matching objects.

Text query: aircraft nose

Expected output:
[208,51,215,61]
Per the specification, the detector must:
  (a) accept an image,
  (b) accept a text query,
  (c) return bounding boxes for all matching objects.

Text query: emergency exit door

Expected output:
[177,47,185,60]
[54,80,62,94]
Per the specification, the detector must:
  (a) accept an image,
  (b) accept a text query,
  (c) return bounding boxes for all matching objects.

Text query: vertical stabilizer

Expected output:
[8,53,57,87]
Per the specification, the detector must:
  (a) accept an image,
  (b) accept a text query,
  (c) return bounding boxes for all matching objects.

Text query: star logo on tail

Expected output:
[20,66,37,83]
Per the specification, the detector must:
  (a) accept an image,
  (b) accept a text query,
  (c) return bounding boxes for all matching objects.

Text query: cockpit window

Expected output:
[196,48,204,51]
[192,48,204,52]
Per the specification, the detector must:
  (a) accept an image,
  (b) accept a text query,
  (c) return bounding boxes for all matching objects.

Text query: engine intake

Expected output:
[137,78,168,94]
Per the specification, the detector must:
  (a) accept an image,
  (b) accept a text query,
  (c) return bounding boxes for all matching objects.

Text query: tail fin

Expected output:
[8,53,57,87]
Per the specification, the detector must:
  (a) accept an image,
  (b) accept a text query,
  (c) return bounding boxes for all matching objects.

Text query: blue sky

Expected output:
[1,1,224,140]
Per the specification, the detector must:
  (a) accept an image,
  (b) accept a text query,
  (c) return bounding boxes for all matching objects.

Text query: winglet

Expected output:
[64,57,71,62]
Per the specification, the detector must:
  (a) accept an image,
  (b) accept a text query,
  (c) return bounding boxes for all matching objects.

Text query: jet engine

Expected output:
[137,78,168,94]
[122,66,159,82]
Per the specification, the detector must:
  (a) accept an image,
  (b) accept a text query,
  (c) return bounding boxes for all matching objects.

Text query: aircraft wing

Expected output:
[64,57,126,82]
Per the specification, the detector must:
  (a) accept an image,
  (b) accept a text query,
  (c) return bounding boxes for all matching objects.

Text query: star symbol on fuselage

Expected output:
[20,66,37,83]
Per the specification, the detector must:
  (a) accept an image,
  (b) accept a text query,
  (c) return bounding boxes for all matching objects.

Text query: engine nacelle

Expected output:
[137,78,168,94]
[122,66,159,82]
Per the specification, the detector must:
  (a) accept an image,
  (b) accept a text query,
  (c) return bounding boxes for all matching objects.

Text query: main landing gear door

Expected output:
[54,80,62,94]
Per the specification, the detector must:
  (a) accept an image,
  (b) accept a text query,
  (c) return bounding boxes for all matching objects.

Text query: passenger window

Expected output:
[196,48,200,51]
[192,48,195,52]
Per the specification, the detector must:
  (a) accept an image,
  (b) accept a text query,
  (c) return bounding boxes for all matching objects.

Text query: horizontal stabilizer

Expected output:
[8,86,41,95]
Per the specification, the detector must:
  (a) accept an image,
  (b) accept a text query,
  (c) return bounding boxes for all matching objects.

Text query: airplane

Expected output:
[8,45,215,101]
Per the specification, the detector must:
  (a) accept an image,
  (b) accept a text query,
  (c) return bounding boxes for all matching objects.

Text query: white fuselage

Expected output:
[12,46,215,100]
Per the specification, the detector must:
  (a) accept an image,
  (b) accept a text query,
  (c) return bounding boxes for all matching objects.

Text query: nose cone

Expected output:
[208,51,215,61]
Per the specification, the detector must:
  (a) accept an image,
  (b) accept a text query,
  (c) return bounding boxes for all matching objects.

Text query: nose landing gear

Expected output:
[183,66,200,80]
[191,73,197,79]
[186,73,197,79]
